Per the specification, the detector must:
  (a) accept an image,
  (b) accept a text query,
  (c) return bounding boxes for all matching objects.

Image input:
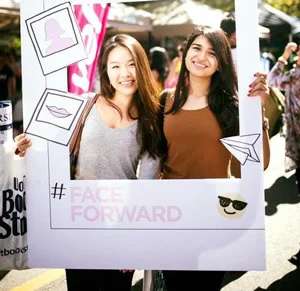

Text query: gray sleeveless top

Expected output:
[75,106,160,180]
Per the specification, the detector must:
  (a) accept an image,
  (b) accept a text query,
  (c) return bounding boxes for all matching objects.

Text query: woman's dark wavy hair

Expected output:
[98,34,163,158]
[168,27,239,137]
[149,46,170,85]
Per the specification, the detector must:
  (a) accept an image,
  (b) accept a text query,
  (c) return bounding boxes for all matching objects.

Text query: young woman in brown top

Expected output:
[160,27,270,291]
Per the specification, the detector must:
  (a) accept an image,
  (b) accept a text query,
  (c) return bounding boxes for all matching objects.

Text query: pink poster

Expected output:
[68,3,110,94]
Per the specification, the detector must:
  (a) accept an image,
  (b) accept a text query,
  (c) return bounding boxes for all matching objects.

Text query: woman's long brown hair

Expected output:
[168,27,239,137]
[99,34,163,158]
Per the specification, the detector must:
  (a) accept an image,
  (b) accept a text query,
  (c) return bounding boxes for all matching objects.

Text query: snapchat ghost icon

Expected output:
[217,193,247,219]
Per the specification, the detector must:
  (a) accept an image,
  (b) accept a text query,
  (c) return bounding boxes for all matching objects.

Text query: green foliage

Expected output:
[0,35,21,56]
[129,0,300,19]
[197,0,234,12]
[10,36,21,50]
[265,0,300,17]
[196,0,300,17]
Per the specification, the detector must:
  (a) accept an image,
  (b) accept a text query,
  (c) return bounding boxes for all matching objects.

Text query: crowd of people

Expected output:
[2,11,299,291]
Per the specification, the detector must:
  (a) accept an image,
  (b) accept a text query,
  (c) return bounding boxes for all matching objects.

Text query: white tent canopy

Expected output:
[0,0,20,10]
[151,0,269,39]
[107,2,153,32]
[153,0,224,28]
[0,0,19,34]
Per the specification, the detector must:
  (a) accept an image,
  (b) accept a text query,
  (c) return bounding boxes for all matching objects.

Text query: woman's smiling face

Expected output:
[185,35,219,80]
[106,45,138,98]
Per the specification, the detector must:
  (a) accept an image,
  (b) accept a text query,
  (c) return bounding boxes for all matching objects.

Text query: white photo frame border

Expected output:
[21,0,266,270]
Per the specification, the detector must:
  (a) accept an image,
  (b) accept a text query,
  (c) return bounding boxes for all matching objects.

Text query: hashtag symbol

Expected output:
[51,183,66,199]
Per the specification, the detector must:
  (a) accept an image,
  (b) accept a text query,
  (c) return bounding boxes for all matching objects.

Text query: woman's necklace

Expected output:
[183,95,208,110]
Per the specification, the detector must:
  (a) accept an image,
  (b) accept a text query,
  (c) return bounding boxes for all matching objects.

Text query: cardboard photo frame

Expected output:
[21,0,266,270]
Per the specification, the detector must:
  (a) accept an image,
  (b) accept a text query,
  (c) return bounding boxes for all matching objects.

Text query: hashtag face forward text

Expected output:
[51,183,66,199]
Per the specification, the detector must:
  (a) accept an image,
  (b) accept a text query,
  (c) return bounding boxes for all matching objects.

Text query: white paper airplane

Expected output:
[220,134,261,165]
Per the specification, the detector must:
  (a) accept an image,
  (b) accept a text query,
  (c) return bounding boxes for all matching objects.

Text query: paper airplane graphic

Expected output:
[220,134,261,165]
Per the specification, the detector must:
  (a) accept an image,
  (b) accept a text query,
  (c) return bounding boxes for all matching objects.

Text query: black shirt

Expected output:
[0,65,14,100]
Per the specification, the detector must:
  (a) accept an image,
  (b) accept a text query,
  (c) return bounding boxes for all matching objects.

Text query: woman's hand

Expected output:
[15,133,32,157]
[248,72,269,105]
[282,42,298,61]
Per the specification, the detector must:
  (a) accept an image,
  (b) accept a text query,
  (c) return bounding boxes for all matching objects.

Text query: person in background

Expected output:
[220,15,237,66]
[268,42,300,192]
[268,41,300,268]
[7,52,21,97]
[15,34,163,291]
[159,26,270,291]
[0,51,16,101]
[164,43,184,89]
[7,51,23,136]
[149,46,170,93]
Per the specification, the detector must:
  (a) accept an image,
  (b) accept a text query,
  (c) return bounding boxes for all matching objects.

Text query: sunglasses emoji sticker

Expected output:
[218,194,248,219]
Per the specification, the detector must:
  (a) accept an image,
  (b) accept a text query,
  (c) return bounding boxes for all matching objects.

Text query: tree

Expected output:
[265,0,300,17]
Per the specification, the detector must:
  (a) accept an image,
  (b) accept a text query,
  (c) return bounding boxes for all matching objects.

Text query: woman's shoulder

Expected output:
[83,92,101,108]
[94,94,109,108]
[160,88,175,101]
[93,93,103,101]
[159,88,175,111]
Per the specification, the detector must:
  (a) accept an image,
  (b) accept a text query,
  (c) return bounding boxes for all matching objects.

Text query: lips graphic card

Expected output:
[25,89,88,146]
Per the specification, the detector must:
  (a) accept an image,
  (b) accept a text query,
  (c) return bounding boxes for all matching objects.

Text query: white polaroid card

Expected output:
[25,2,87,75]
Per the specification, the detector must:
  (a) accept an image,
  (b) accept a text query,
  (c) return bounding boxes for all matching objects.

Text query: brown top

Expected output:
[162,98,231,179]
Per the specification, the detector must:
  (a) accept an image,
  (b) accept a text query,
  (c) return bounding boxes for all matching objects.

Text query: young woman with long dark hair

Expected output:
[160,27,270,291]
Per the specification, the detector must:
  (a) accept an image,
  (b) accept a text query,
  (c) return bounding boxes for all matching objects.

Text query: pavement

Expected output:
[221,133,300,291]
[0,134,299,291]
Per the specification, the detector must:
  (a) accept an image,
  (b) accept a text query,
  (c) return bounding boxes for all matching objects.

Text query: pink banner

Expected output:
[68,4,110,94]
